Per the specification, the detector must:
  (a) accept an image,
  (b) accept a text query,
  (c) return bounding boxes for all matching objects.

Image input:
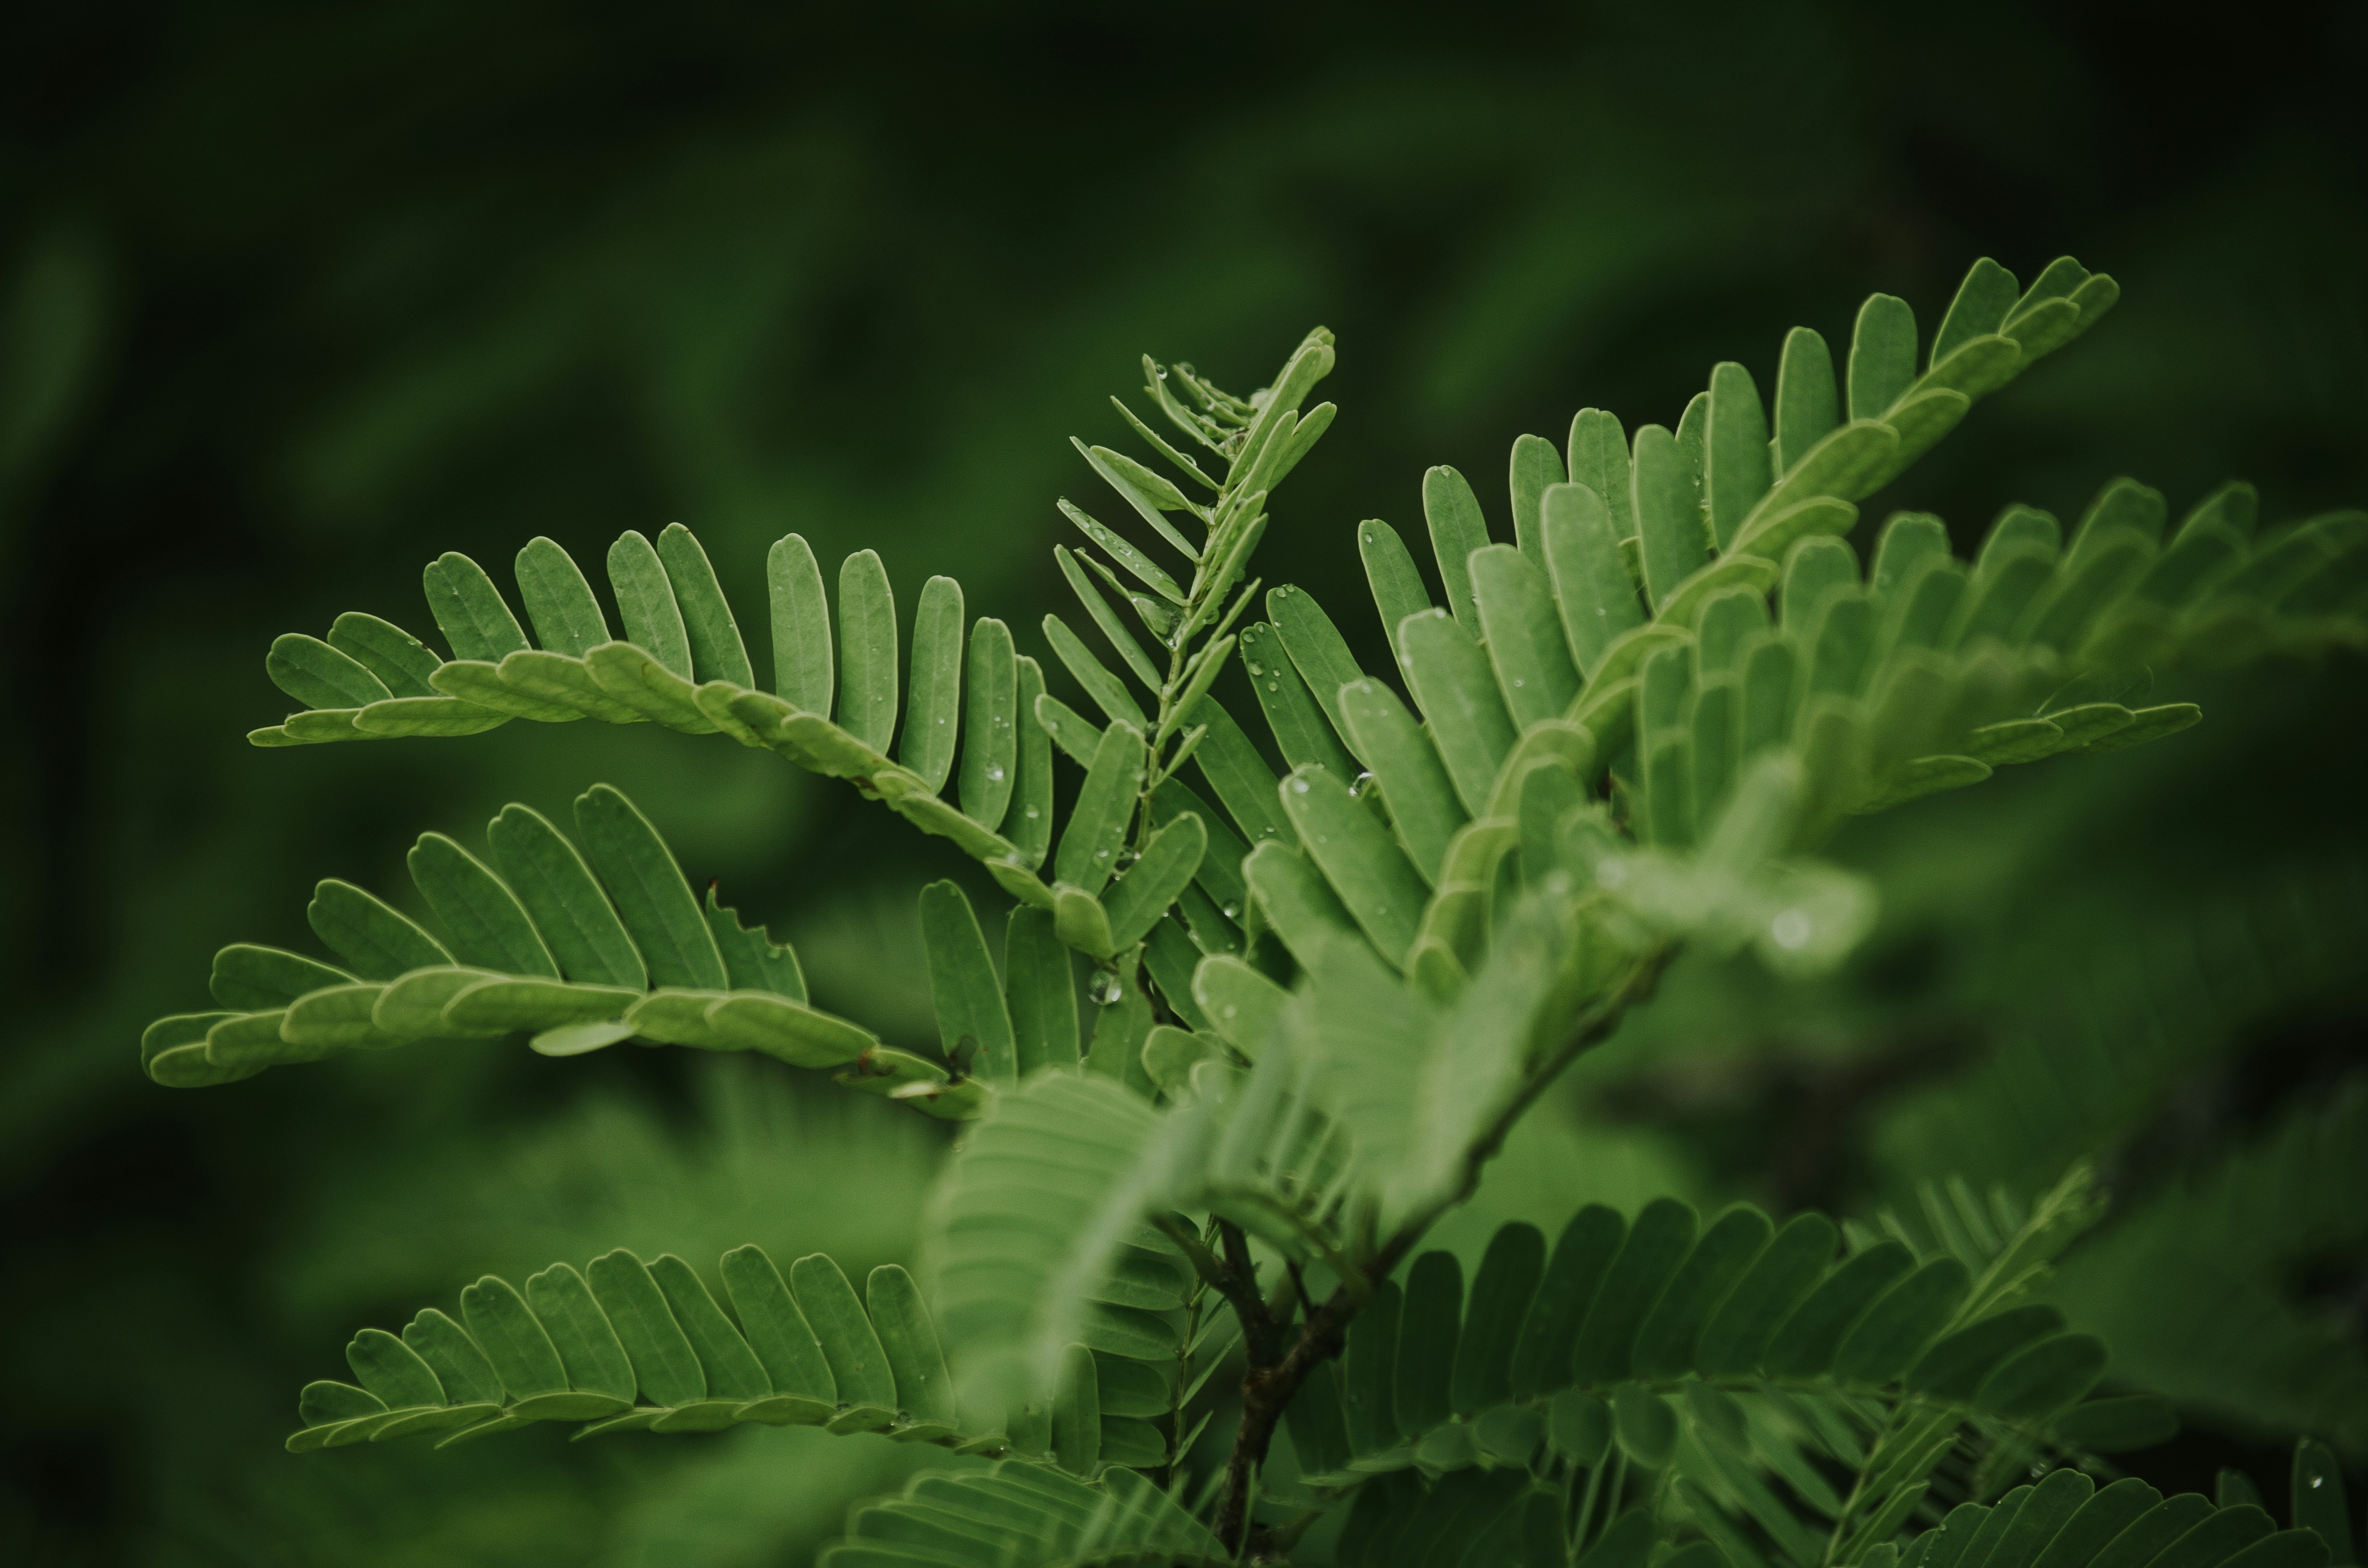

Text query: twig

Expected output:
[1217,1218,1283,1368]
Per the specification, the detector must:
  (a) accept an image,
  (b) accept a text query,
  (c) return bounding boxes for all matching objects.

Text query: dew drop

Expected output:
[1289,778,1311,794]
[1090,972,1124,1004]
[1266,681,1279,691]
[1221,903,1240,919]
[1096,848,1110,859]
[986,765,1006,782]
[1513,678,1525,688]
[1770,908,1813,950]
[1024,807,1040,819]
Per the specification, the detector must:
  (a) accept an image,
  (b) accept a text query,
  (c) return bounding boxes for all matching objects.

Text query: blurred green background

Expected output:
[3,2,2363,1562]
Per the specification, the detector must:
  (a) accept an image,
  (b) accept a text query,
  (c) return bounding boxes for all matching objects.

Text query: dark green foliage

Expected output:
[100,239,2368,1568]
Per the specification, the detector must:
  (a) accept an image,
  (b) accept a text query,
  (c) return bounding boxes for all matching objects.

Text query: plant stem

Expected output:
[1218,1218,1285,1368]
[1210,949,1672,1552]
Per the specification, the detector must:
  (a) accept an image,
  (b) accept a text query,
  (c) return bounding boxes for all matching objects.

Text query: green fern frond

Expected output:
[1282,1179,2129,1488]
[150,249,2368,1568]
[1888,1464,2341,1568]
[2051,1077,2368,1458]
[285,1239,1188,1474]
[286,1245,981,1452]
[249,527,1070,906]
[1871,856,2368,1198]
[821,1460,1226,1568]
[1296,1173,2220,1568]
[928,1074,1206,1407]
[137,784,977,1115]
[1191,1030,1359,1268]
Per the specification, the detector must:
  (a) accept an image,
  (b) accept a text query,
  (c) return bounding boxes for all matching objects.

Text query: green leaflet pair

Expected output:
[1312,1199,2356,1568]
[287,1240,1185,1475]
[1287,1184,2148,1568]
[255,528,1070,909]
[1278,1172,2143,1566]
[291,1249,951,1451]
[1282,1193,2126,1492]
[139,783,975,1113]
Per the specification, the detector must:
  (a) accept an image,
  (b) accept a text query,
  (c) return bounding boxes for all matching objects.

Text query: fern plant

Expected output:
[140,255,2368,1567]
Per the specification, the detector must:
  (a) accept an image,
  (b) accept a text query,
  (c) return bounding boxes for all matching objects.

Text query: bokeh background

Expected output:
[3,2,2364,1563]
